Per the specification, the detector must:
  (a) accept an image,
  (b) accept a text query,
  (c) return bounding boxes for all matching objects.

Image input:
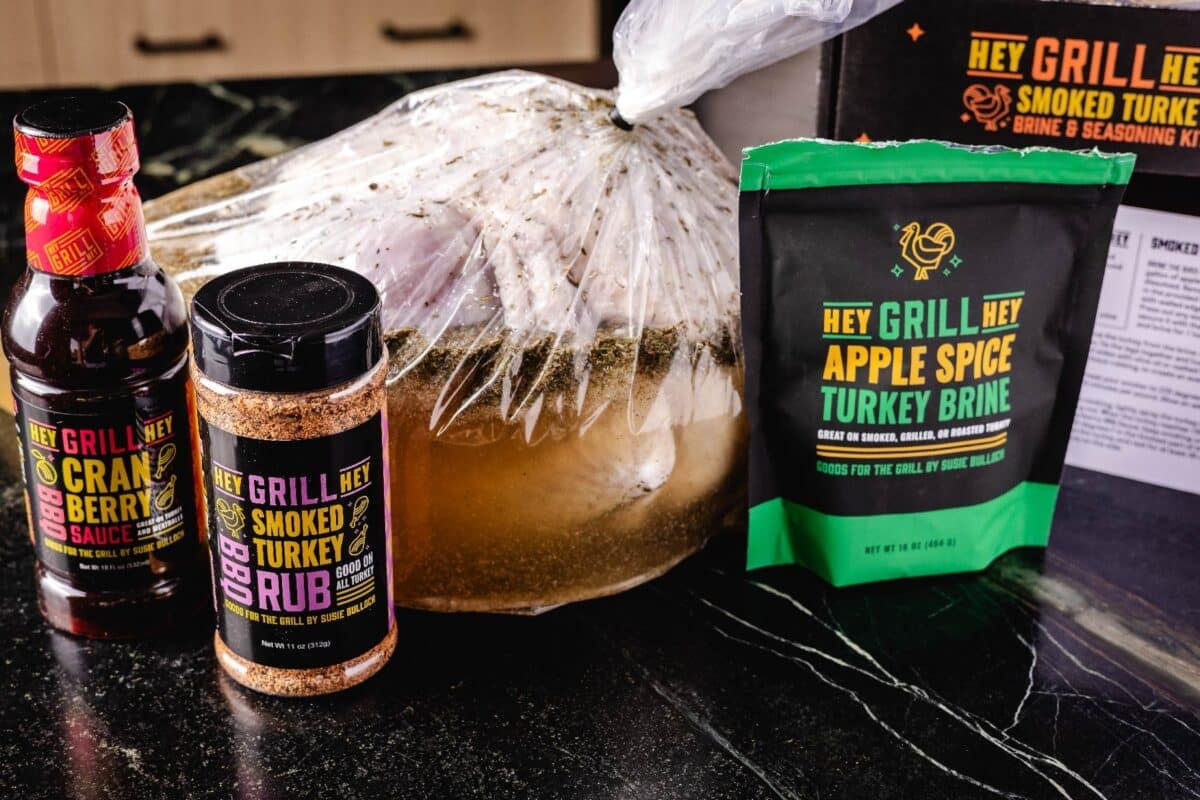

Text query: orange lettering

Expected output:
[1032,37,1059,81]
[1061,39,1089,84]
[1130,44,1155,89]
[1102,42,1128,87]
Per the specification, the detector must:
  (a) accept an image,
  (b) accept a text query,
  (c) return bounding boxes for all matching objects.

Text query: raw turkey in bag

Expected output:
[145,0,899,612]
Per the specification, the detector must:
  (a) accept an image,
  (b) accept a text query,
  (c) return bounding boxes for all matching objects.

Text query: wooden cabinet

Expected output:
[2,0,601,88]
[1,0,50,87]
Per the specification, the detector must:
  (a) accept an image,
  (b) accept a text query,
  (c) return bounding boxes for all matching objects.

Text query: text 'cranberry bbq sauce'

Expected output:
[3,98,207,638]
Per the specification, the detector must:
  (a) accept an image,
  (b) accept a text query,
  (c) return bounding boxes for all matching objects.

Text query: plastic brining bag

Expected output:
[145,0,900,613]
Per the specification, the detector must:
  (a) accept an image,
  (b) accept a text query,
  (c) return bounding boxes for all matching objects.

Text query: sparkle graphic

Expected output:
[906,23,925,42]
[949,254,963,268]
[891,264,905,278]
[944,268,953,276]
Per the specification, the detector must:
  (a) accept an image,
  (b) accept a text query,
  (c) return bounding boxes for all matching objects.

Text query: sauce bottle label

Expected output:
[13,369,202,591]
[201,413,393,669]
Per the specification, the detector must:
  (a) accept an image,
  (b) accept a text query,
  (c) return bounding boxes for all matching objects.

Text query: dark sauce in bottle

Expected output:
[3,97,207,638]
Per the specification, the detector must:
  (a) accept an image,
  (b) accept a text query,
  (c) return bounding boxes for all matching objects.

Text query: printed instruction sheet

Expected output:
[1066,205,1200,495]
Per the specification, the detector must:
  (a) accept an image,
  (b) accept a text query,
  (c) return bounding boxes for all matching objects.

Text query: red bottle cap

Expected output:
[14,97,147,276]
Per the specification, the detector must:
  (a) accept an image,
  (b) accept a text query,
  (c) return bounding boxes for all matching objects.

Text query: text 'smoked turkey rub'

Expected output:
[190,262,397,696]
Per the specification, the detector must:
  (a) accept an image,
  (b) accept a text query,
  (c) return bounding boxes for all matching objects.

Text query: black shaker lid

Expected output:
[190,263,384,393]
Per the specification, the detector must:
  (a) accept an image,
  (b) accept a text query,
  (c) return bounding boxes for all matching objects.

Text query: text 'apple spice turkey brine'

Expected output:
[3,98,207,639]
[190,263,396,696]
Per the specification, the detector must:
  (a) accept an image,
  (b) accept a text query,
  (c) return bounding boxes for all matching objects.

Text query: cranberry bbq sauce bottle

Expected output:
[3,98,207,638]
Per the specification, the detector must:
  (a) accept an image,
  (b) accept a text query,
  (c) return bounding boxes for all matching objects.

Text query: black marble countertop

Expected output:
[1,73,1198,800]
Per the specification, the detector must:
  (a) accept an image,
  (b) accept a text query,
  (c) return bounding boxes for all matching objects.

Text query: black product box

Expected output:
[821,0,1200,215]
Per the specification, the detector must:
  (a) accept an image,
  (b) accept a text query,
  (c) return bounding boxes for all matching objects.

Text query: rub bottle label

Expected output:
[14,367,201,591]
[201,414,392,669]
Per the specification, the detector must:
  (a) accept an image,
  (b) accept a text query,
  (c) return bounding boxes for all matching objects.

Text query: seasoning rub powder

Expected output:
[191,262,396,696]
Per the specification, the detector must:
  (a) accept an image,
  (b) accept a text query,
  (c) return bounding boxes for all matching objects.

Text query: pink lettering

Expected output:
[248,474,265,505]
[281,572,305,613]
[309,571,331,610]
[221,572,254,606]
[253,570,332,612]
[257,571,280,611]
[218,535,249,562]
[218,534,254,606]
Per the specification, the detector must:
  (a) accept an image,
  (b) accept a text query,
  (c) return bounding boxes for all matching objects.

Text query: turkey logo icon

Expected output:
[962,84,1013,131]
[897,221,958,281]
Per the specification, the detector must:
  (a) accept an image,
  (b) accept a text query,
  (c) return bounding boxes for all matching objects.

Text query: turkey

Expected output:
[144,71,746,613]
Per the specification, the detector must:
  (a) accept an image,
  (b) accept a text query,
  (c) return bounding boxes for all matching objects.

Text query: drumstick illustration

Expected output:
[154,475,177,511]
[350,496,370,528]
[30,449,58,485]
[349,524,369,557]
[154,442,177,480]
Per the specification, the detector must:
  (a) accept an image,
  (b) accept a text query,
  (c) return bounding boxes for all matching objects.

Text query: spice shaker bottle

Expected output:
[3,97,207,639]
[190,262,396,696]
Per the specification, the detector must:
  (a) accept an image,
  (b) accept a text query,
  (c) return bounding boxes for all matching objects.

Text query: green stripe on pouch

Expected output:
[740,139,1135,192]
[746,481,1059,587]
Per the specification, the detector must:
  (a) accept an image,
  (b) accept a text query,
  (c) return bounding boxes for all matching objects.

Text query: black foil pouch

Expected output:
[740,139,1133,585]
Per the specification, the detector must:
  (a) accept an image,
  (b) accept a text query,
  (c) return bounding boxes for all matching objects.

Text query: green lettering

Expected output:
[821,385,838,422]
[959,297,979,335]
[879,302,900,340]
[857,389,878,424]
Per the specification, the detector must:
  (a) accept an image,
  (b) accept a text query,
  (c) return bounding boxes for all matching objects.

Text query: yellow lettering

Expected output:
[969,38,990,71]
[822,345,845,382]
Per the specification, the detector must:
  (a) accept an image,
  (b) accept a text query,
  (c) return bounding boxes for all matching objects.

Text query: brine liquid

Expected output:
[387,368,746,613]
